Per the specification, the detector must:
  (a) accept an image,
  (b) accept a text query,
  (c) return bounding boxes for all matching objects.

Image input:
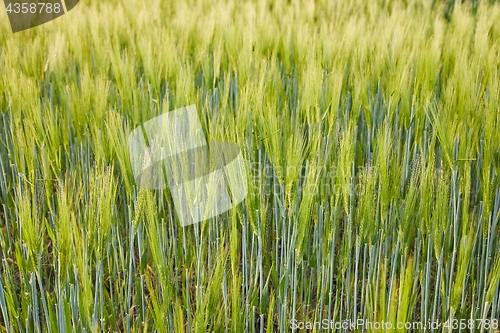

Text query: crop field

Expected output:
[1,0,500,332]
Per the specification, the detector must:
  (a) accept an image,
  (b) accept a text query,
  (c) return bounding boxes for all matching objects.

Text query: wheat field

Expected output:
[1,0,500,332]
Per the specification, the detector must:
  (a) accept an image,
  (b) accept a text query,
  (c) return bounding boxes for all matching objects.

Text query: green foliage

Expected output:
[1,0,500,331]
